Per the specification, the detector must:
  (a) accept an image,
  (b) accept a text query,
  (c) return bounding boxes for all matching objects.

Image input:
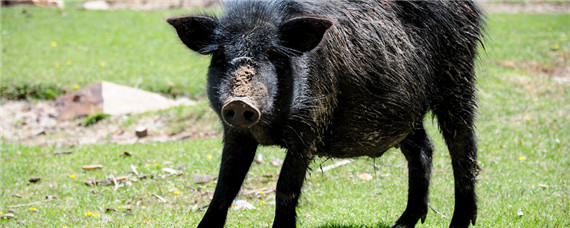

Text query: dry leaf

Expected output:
[45,195,57,200]
[162,168,184,176]
[358,172,373,181]
[28,177,41,183]
[82,165,103,170]
[53,150,73,155]
[0,213,15,219]
[231,200,256,210]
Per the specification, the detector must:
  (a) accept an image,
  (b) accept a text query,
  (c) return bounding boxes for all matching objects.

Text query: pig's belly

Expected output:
[318,126,408,158]
[316,103,414,158]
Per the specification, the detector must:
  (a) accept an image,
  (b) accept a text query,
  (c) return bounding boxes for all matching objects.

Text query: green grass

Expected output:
[1,10,569,228]
[1,6,212,99]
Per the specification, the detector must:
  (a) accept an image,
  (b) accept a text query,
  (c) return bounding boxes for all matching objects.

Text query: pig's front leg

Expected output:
[198,133,258,228]
[273,149,312,228]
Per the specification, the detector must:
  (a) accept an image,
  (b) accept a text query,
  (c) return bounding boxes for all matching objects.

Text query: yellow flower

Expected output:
[100,61,106,67]
[93,213,101,217]
[118,206,123,209]
[173,190,181,195]
[0,212,3,215]
[154,162,159,167]
[74,84,79,90]
[63,226,68,228]
[70,174,76,179]
[519,156,526,161]
[259,190,264,194]
[206,154,213,159]
[30,207,37,211]
[51,42,57,47]
[85,211,93,216]
[260,201,267,205]
[554,43,560,49]
[67,60,72,66]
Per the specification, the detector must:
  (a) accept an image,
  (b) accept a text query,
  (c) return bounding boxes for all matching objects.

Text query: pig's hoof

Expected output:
[449,211,476,228]
[391,207,427,228]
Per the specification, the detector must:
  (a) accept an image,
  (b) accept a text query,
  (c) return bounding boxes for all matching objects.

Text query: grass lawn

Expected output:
[1,6,569,228]
[1,6,212,99]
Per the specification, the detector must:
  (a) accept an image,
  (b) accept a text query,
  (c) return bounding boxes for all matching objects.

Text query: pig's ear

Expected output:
[279,17,332,53]
[167,16,218,54]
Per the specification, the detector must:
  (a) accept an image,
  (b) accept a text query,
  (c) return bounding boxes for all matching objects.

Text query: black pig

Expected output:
[168,0,484,227]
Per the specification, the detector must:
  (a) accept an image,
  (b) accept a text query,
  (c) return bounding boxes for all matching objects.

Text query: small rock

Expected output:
[193,174,216,184]
[28,177,42,183]
[270,158,283,167]
[78,1,110,10]
[255,154,263,164]
[135,127,148,138]
[33,128,46,136]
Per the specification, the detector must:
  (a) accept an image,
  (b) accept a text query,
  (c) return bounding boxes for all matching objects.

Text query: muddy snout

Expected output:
[221,98,261,128]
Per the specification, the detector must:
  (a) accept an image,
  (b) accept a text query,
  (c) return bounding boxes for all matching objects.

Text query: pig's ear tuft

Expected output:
[167,16,218,54]
[279,16,332,53]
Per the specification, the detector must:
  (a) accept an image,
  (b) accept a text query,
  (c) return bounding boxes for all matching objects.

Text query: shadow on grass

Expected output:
[316,222,392,228]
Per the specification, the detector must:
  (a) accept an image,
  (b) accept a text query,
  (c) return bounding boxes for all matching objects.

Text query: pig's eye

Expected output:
[211,49,228,65]
[264,47,281,60]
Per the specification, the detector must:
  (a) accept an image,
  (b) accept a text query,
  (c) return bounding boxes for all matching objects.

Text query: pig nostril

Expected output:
[243,110,255,122]
[224,110,235,120]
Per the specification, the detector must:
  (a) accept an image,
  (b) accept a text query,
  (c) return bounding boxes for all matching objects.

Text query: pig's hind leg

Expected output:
[392,125,434,228]
[433,75,479,228]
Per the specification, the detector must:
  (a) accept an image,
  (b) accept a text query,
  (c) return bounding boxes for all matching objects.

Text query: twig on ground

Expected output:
[152,193,168,203]
[7,199,54,209]
[373,163,406,169]
[319,159,353,172]
[429,204,449,219]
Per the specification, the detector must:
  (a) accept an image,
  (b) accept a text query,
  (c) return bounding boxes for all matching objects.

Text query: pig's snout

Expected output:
[221,99,260,128]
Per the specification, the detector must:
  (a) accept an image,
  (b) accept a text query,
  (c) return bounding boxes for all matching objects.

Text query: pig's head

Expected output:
[168,8,332,131]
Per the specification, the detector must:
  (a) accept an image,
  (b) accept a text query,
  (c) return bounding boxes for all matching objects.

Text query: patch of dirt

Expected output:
[493,53,570,85]
[480,2,570,14]
[1,99,221,147]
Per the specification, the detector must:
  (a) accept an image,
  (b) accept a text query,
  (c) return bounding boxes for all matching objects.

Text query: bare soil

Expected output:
[480,2,570,14]
[0,99,221,147]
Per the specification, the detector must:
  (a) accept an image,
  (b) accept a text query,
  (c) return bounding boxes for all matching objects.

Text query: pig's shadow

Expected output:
[316,222,392,228]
